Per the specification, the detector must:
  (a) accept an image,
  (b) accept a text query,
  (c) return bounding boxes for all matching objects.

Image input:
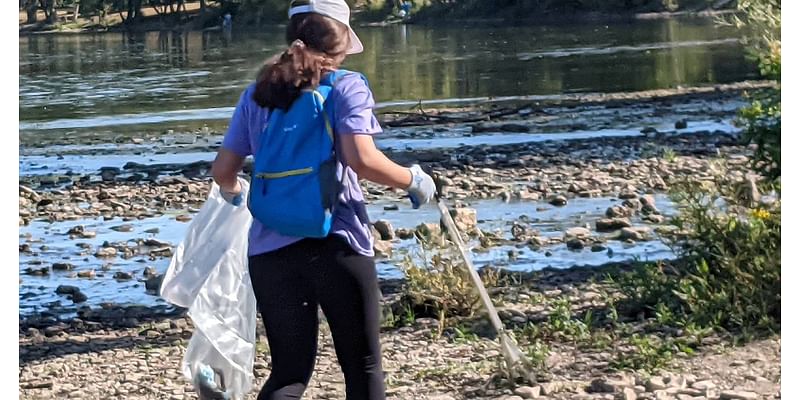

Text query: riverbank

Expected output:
[20,263,780,400]
[19,81,768,317]
[19,0,737,36]
[19,81,780,398]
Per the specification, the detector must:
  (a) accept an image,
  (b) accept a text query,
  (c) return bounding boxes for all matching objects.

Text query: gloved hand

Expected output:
[194,364,229,400]
[220,178,245,207]
[406,164,436,209]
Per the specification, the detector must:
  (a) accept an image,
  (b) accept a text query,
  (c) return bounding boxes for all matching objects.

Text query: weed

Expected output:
[525,339,550,370]
[611,334,675,372]
[398,238,500,329]
[661,147,678,163]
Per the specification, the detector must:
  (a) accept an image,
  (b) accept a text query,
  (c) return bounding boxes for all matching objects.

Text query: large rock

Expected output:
[55,285,80,295]
[373,220,394,240]
[513,385,541,399]
[395,228,415,240]
[645,377,668,391]
[606,205,634,218]
[71,291,88,303]
[113,271,134,281]
[450,207,477,232]
[94,247,118,258]
[145,274,164,293]
[566,238,584,250]
[619,387,637,400]
[619,227,652,242]
[77,270,95,278]
[643,214,665,224]
[415,222,442,242]
[52,262,74,271]
[549,195,568,206]
[691,380,716,391]
[640,195,661,214]
[110,224,134,233]
[591,375,635,393]
[373,240,393,258]
[596,218,632,232]
[720,390,759,400]
[564,227,591,240]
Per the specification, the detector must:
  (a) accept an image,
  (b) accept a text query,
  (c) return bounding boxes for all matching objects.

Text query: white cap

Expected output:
[288,0,364,55]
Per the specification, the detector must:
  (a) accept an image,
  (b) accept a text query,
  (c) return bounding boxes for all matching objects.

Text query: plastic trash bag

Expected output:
[160,181,256,400]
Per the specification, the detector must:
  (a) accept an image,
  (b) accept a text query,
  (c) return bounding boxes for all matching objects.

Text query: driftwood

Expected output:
[381,103,535,128]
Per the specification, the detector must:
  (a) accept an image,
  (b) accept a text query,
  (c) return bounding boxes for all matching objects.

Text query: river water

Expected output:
[18,17,755,316]
[20,17,756,133]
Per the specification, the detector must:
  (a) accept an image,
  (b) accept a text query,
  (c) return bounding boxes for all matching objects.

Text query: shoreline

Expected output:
[20,259,780,399]
[19,8,737,36]
[18,77,781,399]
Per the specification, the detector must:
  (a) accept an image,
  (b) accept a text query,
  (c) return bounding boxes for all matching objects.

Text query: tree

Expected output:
[117,0,142,23]
[24,0,38,24]
[39,0,57,24]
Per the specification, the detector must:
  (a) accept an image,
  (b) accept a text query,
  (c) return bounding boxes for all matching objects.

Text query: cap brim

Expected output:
[347,27,363,55]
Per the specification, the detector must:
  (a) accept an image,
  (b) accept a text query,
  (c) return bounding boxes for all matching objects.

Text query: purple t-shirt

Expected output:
[222,72,382,257]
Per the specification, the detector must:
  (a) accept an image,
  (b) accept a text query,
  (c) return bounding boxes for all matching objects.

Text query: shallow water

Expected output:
[19,17,749,316]
[19,196,675,317]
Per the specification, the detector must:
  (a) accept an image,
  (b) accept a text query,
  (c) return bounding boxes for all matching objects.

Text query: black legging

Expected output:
[248,235,386,400]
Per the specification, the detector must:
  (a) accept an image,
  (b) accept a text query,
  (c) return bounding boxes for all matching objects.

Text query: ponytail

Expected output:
[254,40,334,110]
[253,13,350,110]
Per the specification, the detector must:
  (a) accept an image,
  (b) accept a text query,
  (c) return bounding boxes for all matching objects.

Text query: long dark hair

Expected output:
[253,13,351,110]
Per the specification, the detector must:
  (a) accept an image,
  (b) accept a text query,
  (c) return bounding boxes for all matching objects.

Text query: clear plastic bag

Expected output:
[160,181,256,399]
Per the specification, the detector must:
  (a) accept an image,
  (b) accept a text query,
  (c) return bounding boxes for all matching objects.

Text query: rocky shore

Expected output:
[19,82,780,399]
[20,265,780,400]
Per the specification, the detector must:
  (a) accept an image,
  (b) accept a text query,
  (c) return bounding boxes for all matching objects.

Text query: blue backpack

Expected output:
[248,70,355,238]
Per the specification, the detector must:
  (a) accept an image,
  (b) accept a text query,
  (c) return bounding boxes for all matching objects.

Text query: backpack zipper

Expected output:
[255,167,313,179]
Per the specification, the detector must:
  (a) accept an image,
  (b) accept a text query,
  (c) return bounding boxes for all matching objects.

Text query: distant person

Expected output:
[222,13,232,30]
[210,0,435,399]
[400,1,412,18]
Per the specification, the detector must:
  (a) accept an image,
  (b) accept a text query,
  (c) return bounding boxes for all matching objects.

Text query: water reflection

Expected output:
[19,17,757,124]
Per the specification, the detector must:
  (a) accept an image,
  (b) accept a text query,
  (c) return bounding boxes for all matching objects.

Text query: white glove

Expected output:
[406,165,436,209]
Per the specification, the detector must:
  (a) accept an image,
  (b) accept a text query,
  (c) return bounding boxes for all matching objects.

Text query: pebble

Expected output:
[94,247,117,258]
[52,262,74,271]
[619,387,637,400]
[720,390,759,400]
[646,377,668,391]
[113,271,134,281]
[692,380,716,390]
[549,195,568,206]
[77,270,95,278]
[372,220,395,240]
[596,217,632,232]
[514,385,540,398]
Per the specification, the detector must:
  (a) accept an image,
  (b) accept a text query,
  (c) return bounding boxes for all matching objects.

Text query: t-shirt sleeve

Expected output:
[222,85,254,157]
[332,74,383,135]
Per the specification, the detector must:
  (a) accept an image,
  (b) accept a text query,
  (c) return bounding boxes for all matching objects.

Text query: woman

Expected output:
[210,0,435,399]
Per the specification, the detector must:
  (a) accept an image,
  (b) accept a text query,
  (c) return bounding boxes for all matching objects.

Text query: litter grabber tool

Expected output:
[431,174,538,384]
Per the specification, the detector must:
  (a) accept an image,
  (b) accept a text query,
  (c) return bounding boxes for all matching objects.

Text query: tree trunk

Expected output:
[72,1,79,22]
[126,0,142,22]
[25,0,38,24]
[199,0,205,11]
[41,0,57,24]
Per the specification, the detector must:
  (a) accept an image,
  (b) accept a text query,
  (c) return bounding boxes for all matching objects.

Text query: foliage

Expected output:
[738,80,780,181]
[408,0,731,21]
[610,334,676,372]
[398,239,499,325]
[609,0,781,344]
[721,0,781,181]
[611,169,781,336]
